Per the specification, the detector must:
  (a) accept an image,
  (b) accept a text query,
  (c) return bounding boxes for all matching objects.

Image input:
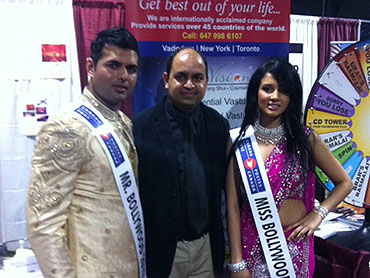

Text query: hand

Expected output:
[285,210,323,241]
[231,268,251,278]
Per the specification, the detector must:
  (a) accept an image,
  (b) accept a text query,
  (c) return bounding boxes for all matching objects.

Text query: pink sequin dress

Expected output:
[238,128,315,278]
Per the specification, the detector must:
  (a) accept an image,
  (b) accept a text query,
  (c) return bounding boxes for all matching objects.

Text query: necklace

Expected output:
[253,118,285,145]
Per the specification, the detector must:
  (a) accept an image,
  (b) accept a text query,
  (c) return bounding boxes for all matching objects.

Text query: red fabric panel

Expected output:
[73,0,132,117]
[317,18,359,73]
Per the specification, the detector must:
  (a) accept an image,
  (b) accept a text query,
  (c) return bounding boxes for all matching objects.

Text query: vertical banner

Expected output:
[126,0,290,128]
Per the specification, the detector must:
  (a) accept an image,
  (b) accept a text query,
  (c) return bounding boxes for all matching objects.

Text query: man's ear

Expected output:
[162,72,169,90]
[86,58,95,78]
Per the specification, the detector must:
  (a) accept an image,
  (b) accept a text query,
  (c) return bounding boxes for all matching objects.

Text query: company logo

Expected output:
[233,74,241,82]
[100,133,110,140]
[244,158,256,169]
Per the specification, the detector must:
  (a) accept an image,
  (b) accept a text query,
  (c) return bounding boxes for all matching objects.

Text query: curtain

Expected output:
[314,236,370,278]
[318,18,359,73]
[0,0,80,244]
[72,0,132,116]
[289,15,320,110]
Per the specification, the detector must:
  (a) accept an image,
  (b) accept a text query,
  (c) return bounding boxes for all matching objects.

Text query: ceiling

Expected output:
[291,0,370,21]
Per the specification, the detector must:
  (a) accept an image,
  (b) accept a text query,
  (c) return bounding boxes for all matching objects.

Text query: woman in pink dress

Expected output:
[226,59,353,278]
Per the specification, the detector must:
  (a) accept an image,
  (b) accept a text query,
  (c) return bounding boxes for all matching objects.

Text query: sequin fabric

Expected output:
[239,127,315,278]
[28,122,93,214]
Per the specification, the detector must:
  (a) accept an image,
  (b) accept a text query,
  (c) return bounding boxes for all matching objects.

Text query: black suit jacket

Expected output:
[133,99,229,278]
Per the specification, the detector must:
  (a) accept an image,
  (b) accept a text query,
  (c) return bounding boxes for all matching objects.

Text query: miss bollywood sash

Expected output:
[230,126,296,278]
[73,102,146,278]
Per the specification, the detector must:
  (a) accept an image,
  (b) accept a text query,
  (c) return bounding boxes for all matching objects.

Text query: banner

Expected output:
[126,0,290,128]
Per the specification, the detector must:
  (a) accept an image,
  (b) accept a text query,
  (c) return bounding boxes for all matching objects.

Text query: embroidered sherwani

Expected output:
[26,88,139,278]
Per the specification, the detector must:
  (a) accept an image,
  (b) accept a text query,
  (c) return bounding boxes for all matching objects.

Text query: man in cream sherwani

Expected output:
[26,27,143,278]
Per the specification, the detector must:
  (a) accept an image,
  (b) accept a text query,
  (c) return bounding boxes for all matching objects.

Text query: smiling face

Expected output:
[163,49,208,113]
[86,46,139,111]
[258,73,290,127]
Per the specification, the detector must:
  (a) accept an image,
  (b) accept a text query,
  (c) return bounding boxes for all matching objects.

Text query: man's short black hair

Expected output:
[90,27,139,66]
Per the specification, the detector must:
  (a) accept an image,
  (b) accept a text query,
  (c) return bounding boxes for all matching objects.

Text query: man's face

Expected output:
[86,46,139,111]
[163,49,208,113]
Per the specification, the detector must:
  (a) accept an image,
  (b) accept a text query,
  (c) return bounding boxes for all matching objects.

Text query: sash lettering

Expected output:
[73,103,146,278]
[230,126,296,278]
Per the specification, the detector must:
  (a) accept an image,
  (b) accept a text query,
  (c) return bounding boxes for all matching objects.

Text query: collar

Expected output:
[165,97,201,126]
[82,87,121,121]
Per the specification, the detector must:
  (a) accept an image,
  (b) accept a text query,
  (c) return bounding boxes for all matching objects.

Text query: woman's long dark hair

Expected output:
[228,59,313,174]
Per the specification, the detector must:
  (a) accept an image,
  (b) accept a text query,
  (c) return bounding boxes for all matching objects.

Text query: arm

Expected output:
[26,117,91,278]
[225,138,251,278]
[286,131,353,241]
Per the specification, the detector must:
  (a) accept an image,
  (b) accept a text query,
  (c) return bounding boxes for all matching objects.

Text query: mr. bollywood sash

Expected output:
[230,126,296,278]
[73,102,146,278]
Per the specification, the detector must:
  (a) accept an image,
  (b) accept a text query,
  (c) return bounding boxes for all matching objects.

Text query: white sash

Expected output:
[73,102,146,278]
[230,126,296,278]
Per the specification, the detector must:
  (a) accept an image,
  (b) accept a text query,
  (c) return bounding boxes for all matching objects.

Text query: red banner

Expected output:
[126,0,289,43]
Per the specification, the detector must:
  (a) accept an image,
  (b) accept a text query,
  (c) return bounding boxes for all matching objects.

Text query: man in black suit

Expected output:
[133,48,229,278]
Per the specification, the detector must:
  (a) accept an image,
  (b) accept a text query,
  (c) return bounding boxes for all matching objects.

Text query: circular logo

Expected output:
[244,158,256,169]
[233,74,241,82]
